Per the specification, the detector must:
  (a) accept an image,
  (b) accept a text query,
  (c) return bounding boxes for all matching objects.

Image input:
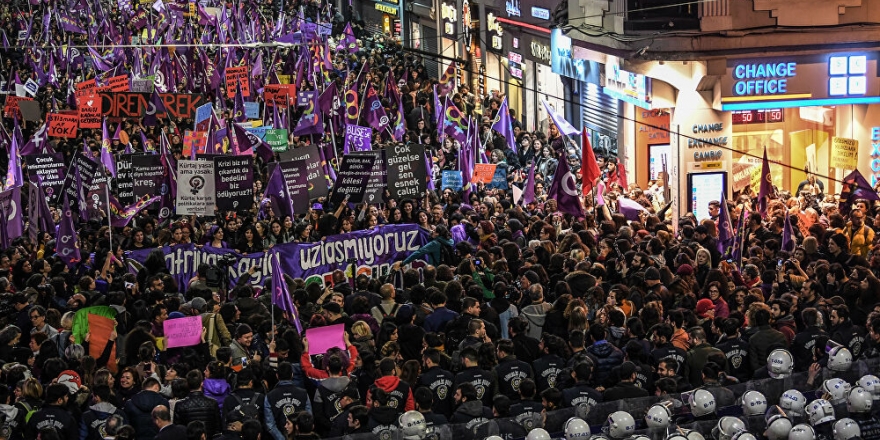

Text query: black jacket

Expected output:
[561,382,603,409]
[791,326,828,372]
[493,355,533,401]
[511,333,541,365]
[123,390,169,440]
[417,366,455,418]
[454,366,497,407]
[449,400,493,438]
[602,381,649,401]
[173,391,221,437]
[509,399,543,431]
[81,402,127,440]
[715,335,752,380]
[831,320,867,359]
[532,354,565,392]
[26,405,78,440]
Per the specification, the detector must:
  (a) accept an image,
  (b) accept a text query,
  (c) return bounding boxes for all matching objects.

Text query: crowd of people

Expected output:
[0,1,879,440]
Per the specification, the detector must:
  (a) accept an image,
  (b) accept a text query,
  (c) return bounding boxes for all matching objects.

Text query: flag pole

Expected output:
[105,177,112,247]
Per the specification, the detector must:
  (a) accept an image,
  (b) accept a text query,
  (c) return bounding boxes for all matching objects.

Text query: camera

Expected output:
[217,255,237,266]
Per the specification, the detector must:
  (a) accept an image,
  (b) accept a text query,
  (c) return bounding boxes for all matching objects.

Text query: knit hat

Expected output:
[829,233,849,250]
[168,311,186,320]
[57,370,81,394]
[189,297,207,313]
[676,264,694,276]
[322,302,342,315]
[645,267,661,281]
[696,299,715,318]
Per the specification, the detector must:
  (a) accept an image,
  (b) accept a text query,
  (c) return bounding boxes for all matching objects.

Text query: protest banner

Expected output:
[306,324,346,354]
[125,224,432,291]
[151,94,206,119]
[225,66,250,97]
[267,160,311,213]
[18,100,41,123]
[87,314,118,372]
[214,156,255,212]
[387,144,427,199]
[264,129,289,152]
[99,92,146,118]
[63,153,99,207]
[297,90,317,108]
[23,79,38,97]
[104,75,130,92]
[487,166,509,190]
[263,84,296,106]
[116,154,136,204]
[351,150,386,204]
[25,154,66,201]
[47,113,79,138]
[344,125,372,152]
[164,316,203,348]
[131,78,154,93]
[177,160,216,215]
[472,164,498,184]
[194,102,213,130]
[831,137,859,170]
[244,102,260,119]
[332,153,376,204]
[442,170,463,190]
[4,95,32,119]
[283,145,330,200]
[77,90,101,128]
[131,155,165,199]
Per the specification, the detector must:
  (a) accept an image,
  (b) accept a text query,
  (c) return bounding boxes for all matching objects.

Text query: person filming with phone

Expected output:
[229,324,261,366]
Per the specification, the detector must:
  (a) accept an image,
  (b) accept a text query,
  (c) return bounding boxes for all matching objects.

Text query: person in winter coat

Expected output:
[123,377,170,440]
[203,361,231,410]
[312,352,358,435]
[173,371,222,438]
[770,299,797,346]
[449,383,493,435]
[394,225,455,268]
[683,327,724,387]
[521,287,551,341]
[585,324,623,387]
[81,385,127,440]
[25,384,78,440]
[748,308,789,371]
[365,358,415,412]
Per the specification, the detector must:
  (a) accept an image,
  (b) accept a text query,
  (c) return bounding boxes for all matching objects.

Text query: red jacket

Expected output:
[300,344,358,379]
[365,375,415,412]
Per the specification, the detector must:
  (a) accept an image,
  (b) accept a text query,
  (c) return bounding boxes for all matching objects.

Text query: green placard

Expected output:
[264,129,289,152]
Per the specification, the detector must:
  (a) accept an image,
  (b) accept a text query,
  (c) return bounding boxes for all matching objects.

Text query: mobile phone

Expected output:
[124,282,134,289]
[474,259,482,266]
[777,259,783,268]
[144,363,151,373]
[241,357,248,367]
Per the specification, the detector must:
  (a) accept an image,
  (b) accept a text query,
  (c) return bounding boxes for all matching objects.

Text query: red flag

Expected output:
[581,129,601,194]
[617,158,628,191]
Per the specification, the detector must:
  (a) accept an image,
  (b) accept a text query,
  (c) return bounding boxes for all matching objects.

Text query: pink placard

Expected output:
[306,324,345,354]
[164,316,203,348]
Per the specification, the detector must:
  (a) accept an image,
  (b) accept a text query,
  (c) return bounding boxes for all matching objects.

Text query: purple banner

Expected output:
[213,155,254,212]
[125,224,432,290]
[25,153,66,203]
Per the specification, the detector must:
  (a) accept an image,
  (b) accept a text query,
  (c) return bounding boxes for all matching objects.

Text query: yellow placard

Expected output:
[831,137,858,170]
[376,3,398,15]
[703,161,723,169]
[277,74,291,84]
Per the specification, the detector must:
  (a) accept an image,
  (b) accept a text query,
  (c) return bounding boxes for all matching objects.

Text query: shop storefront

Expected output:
[362,0,402,38]
[406,0,439,78]
[718,52,880,195]
[439,0,460,88]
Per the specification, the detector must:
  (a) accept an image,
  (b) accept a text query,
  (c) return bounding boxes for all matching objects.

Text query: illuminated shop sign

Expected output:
[531,7,549,19]
[441,1,457,38]
[486,9,504,54]
[721,53,880,111]
[604,59,652,109]
[872,127,880,186]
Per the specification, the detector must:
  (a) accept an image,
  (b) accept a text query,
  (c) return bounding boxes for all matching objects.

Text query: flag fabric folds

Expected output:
[547,154,585,218]
[581,129,601,195]
[758,148,773,216]
[271,251,303,333]
[491,97,517,154]
[541,99,579,136]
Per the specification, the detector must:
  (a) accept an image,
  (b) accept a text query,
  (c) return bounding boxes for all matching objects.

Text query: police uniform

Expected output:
[454,366,497,408]
[716,335,751,381]
[532,353,565,392]
[493,355,533,401]
[509,399,543,431]
[265,381,310,435]
[418,366,455,418]
[561,382,603,418]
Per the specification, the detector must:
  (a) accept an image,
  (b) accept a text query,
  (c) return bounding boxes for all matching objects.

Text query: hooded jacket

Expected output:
[81,402,126,440]
[402,237,455,266]
[585,340,624,386]
[774,314,797,346]
[365,376,415,412]
[521,302,551,340]
[0,403,21,440]
[123,390,169,440]
[203,378,231,410]
[450,400,493,430]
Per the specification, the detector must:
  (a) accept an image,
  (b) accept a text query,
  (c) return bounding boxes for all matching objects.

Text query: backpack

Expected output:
[438,241,457,267]
[378,303,399,322]
[227,392,263,422]
[18,402,37,423]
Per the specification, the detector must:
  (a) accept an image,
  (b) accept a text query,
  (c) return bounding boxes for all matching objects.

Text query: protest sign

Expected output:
[472,164,498,184]
[18,100,41,123]
[99,92,146,118]
[264,129,289,152]
[263,84,296,106]
[831,137,859,170]
[194,102,213,130]
[164,316,203,348]
[4,95,31,119]
[47,113,79,138]
[268,160,311,213]
[244,102,260,119]
[23,79,38,97]
[283,145,329,200]
[106,75,130,92]
[297,90,317,107]
[25,154,66,201]
[183,131,209,157]
[331,153,376,203]
[87,314,118,372]
[487,166,509,190]
[131,78,154,93]
[225,66,250,97]
[214,156,254,212]
[116,154,136,204]
[63,153,99,207]
[387,144,427,199]
[177,160,216,215]
[126,225,432,291]
[306,324,346,354]
[351,151,386,204]
[77,90,101,128]
[442,170,463,190]
[132,155,165,199]
[344,125,372,152]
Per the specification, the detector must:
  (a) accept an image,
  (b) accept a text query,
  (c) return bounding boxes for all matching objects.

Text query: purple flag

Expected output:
[548,155,585,218]
[264,165,294,218]
[521,160,537,206]
[362,83,388,132]
[318,82,342,134]
[492,97,517,154]
[437,62,457,96]
[758,147,773,217]
[731,207,748,267]
[56,195,81,268]
[271,251,302,333]
[617,197,645,221]
[838,169,880,215]
[101,118,117,177]
[344,82,360,127]
[336,23,358,54]
[425,151,435,191]
[319,142,337,182]
[233,81,247,123]
[5,126,23,188]
[0,187,22,247]
[717,194,735,256]
[385,74,406,141]
[293,91,323,136]
[27,178,54,243]
[443,103,470,147]
[541,99,579,136]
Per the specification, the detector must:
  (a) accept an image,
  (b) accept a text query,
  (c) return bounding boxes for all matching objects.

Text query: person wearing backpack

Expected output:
[13,377,42,440]
[221,369,263,428]
[370,284,400,324]
[392,225,455,269]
